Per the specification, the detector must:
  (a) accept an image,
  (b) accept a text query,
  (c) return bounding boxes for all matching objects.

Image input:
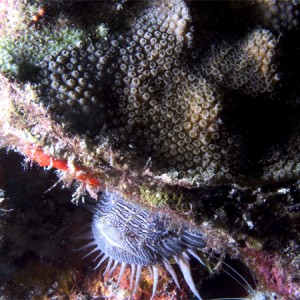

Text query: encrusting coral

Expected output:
[1,0,299,188]
[0,0,300,299]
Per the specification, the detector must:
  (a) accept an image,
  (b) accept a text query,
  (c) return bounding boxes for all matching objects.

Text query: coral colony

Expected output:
[0,0,300,299]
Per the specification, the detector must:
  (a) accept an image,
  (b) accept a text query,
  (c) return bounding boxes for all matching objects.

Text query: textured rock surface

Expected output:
[0,0,300,299]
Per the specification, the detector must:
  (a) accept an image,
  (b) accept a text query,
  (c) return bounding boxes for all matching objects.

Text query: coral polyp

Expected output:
[85,191,206,299]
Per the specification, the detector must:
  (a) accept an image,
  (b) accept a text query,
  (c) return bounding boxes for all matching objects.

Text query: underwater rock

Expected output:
[0,0,300,299]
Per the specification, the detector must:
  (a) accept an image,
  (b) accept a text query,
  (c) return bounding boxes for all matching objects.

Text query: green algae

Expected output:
[0,25,87,79]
